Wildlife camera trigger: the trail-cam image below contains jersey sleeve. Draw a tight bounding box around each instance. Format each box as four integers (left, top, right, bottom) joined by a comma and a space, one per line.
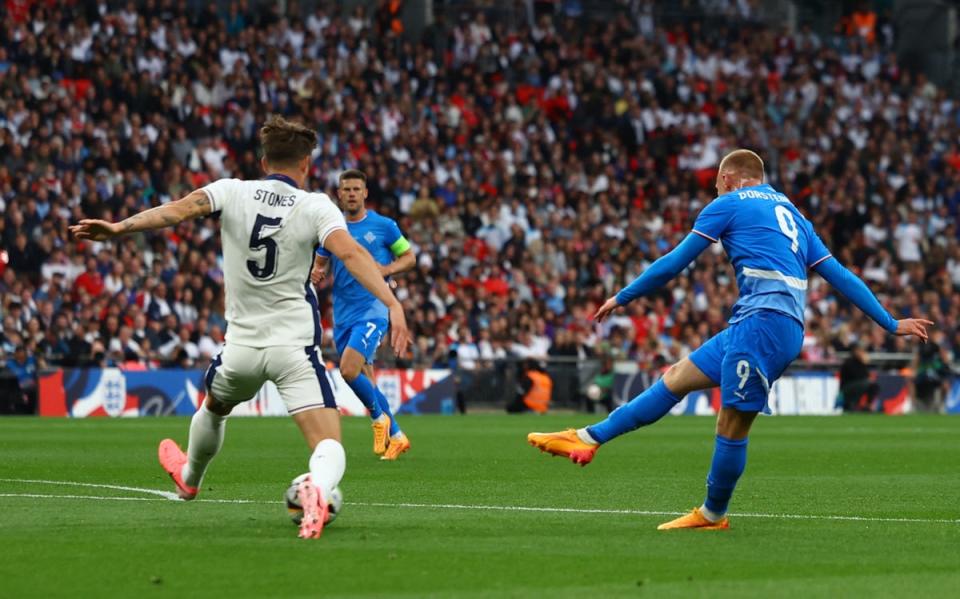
804, 220, 832, 268
691, 197, 734, 242
200, 178, 240, 212
384, 218, 411, 256
314, 194, 348, 249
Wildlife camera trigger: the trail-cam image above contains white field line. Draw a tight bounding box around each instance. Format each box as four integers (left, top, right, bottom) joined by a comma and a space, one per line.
0, 478, 957, 524
0, 477, 182, 500
0, 492, 259, 504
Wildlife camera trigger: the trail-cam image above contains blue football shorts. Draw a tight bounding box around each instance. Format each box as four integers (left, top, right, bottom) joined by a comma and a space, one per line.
334, 319, 388, 364
688, 311, 803, 413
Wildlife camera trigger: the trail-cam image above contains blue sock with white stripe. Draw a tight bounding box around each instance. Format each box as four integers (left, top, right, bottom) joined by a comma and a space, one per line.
373, 387, 402, 436
584, 379, 680, 444
703, 434, 748, 517
347, 373, 384, 420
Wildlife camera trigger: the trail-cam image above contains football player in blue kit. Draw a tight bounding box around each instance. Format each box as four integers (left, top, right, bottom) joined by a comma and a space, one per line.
312, 169, 416, 460
528, 149, 933, 529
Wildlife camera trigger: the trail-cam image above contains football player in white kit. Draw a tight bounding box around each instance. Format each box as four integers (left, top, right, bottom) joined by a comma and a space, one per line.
70, 116, 410, 539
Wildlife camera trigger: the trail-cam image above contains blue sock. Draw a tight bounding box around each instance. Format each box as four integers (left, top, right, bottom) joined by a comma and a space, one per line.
347, 373, 383, 420
703, 434, 749, 516
373, 387, 402, 436
585, 379, 680, 444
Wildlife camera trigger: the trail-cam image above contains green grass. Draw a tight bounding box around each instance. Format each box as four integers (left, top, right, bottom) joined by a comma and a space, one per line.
1, 415, 959, 598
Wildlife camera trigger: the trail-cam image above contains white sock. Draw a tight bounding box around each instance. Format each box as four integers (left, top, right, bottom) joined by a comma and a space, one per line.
576, 428, 599, 445
309, 439, 346, 500
182, 404, 226, 488
699, 504, 723, 523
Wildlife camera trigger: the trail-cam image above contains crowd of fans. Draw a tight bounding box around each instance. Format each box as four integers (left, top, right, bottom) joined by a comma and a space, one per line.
1, 0, 957, 387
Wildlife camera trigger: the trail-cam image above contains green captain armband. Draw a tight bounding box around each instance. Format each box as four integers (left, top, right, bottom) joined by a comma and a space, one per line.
390, 236, 411, 257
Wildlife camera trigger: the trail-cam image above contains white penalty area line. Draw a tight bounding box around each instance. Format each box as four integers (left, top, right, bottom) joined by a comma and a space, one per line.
0, 478, 957, 525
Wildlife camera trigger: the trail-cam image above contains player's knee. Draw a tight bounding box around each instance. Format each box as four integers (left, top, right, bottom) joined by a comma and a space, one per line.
340, 358, 362, 382
204, 394, 233, 416
662, 363, 684, 391
716, 407, 756, 439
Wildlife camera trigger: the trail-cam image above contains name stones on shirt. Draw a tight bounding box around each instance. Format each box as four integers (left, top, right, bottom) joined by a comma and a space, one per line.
254, 188, 296, 207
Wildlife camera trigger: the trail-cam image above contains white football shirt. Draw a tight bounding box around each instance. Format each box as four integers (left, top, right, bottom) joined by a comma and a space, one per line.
201, 176, 346, 348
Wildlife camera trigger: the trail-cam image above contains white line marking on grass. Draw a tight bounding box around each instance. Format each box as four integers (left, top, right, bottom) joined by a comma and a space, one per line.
0, 492, 262, 505
0, 479, 957, 524
0, 493, 165, 502
356, 501, 680, 517
355, 501, 960, 525
0, 477, 182, 500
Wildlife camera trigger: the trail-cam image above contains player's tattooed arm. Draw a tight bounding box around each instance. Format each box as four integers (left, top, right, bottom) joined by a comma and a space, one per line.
70, 189, 213, 241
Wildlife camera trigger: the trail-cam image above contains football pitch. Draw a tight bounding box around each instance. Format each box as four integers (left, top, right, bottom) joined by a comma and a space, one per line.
1, 415, 958, 598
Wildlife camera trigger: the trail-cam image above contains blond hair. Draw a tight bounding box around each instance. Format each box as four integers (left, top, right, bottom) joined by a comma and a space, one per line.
718, 149, 764, 181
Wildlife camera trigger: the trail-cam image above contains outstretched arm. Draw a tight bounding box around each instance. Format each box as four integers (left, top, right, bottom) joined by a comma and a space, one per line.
813, 257, 932, 341
594, 233, 712, 322
70, 190, 212, 240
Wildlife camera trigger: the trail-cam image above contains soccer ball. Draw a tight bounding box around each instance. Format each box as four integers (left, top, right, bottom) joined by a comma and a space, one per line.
284, 473, 343, 526
586, 383, 603, 401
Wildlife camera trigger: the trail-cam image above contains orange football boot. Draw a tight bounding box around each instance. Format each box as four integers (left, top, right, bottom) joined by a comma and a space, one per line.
381, 432, 410, 461
527, 429, 598, 466
657, 508, 730, 530
372, 415, 391, 456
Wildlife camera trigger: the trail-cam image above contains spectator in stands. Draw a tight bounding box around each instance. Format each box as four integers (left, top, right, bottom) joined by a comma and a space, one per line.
912, 330, 952, 413
454, 327, 481, 413
839, 343, 879, 412
847, 2, 877, 45
4, 345, 38, 413
0, 0, 951, 385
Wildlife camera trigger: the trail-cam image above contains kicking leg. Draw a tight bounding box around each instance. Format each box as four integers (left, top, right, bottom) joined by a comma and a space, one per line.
527, 357, 715, 465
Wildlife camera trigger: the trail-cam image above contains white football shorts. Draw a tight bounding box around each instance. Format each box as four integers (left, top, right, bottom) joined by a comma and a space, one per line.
204, 344, 336, 414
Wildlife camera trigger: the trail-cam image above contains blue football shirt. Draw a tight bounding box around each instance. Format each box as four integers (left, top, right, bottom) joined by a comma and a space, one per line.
692, 183, 831, 325
316, 210, 408, 328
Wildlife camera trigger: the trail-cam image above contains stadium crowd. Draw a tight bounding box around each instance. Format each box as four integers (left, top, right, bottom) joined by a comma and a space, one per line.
0, 0, 957, 388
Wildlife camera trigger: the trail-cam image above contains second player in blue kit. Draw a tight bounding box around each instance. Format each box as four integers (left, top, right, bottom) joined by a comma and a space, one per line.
528, 149, 933, 529
313, 169, 416, 460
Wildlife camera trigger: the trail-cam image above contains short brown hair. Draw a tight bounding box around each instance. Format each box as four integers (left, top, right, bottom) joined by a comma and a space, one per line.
718, 149, 764, 181
339, 169, 367, 185
259, 115, 317, 167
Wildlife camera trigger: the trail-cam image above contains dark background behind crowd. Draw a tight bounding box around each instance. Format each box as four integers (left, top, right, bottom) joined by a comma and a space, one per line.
1, 0, 958, 411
